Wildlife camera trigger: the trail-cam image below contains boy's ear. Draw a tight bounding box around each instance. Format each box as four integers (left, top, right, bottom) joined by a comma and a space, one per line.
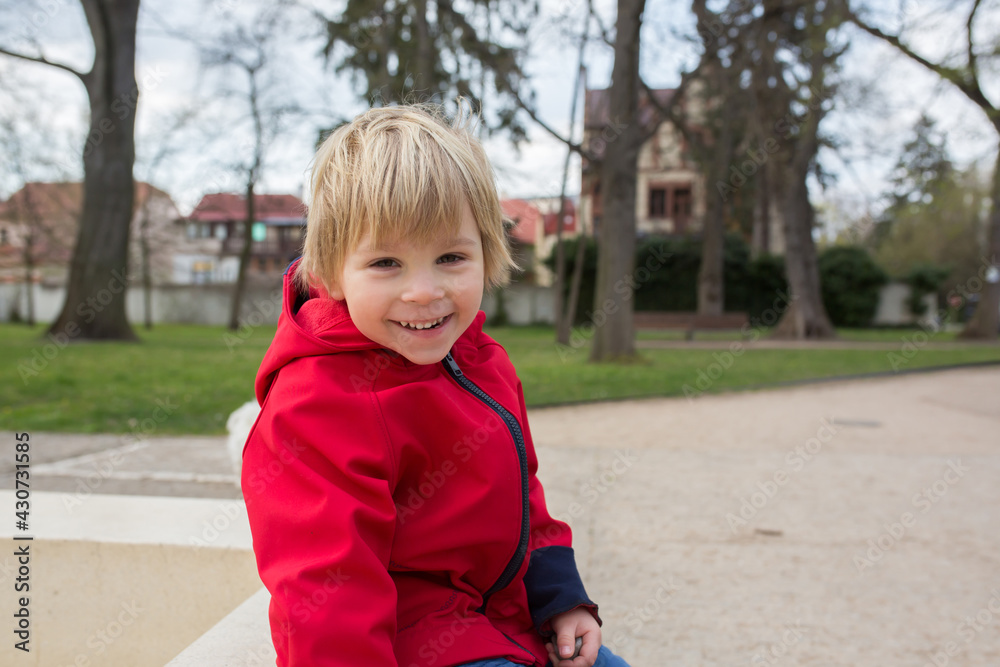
328, 280, 345, 301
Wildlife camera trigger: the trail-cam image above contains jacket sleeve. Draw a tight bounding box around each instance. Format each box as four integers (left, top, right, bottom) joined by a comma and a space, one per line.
514, 379, 601, 637
242, 363, 399, 666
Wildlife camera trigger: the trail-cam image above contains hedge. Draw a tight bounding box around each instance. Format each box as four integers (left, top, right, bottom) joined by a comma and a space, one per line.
543, 236, 889, 328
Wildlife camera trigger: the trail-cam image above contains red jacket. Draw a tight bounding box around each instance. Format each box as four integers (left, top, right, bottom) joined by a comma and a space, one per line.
242, 262, 599, 667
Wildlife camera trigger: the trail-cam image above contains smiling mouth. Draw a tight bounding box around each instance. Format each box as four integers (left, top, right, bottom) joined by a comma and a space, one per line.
394, 314, 451, 330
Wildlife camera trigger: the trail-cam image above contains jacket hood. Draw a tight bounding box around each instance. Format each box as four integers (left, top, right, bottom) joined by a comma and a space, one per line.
255, 258, 487, 404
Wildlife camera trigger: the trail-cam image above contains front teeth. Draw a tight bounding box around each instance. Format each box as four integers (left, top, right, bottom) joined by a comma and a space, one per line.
398, 315, 446, 330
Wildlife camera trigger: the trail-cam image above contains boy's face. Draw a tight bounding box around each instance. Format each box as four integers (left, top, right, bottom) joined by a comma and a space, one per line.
329, 205, 485, 365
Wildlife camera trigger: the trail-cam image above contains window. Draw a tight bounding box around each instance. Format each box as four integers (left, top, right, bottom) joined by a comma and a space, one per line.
0, 228, 8, 246
648, 187, 667, 218
252, 222, 267, 242
192, 260, 213, 284
186, 223, 198, 239
673, 187, 692, 218
214, 224, 228, 240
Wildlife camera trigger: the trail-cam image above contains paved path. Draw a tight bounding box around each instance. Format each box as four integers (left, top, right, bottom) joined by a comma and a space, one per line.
532, 366, 999, 666
3, 366, 998, 666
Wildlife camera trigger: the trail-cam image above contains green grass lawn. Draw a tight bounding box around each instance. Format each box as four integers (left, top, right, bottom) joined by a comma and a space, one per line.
1, 322, 997, 435
635, 326, 962, 342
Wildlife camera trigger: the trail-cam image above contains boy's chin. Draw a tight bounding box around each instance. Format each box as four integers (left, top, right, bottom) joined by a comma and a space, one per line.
397, 348, 450, 366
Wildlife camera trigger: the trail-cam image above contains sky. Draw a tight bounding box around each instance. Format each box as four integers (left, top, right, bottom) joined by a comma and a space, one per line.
0, 0, 997, 229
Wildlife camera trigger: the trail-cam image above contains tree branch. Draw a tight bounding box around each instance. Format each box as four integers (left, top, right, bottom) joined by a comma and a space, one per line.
0, 46, 86, 80
967, 0, 983, 84
509, 84, 593, 160
637, 59, 701, 146
585, 0, 616, 48
846, 5, 998, 129
845, 9, 952, 81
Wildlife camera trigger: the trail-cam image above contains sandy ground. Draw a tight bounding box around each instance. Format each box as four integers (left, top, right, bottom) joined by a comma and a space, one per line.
530, 366, 1000, 667
3, 366, 998, 666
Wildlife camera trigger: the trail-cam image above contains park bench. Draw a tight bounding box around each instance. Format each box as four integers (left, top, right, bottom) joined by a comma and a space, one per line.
634, 311, 749, 340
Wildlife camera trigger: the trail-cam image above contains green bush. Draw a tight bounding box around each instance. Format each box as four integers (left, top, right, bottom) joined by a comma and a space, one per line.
544, 234, 788, 325
904, 264, 951, 316
489, 289, 510, 326
544, 236, 598, 325
818, 246, 889, 327
745, 254, 789, 323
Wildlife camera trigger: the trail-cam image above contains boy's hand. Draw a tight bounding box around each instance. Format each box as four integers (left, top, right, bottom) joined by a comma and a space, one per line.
544, 607, 601, 667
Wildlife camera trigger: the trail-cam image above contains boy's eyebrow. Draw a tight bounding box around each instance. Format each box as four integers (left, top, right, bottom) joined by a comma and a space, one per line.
367, 236, 479, 252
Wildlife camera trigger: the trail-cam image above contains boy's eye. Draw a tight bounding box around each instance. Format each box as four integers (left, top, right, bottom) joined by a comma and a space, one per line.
368, 255, 463, 269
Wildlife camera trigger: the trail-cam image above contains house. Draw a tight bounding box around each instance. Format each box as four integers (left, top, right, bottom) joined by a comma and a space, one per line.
0, 181, 180, 285
177, 193, 306, 284
501, 197, 578, 287
579, 88, 706, 238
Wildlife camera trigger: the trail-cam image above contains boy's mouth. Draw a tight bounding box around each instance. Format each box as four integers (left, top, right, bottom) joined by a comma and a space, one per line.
393, 314, 451, 331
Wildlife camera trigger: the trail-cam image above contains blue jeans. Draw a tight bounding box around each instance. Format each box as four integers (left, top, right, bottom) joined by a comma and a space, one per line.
458, 645, 631, 667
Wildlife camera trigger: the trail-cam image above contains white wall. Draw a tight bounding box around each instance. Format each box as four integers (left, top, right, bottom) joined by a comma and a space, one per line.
0, 281, 559, 327
0, 282, 285, 327
873, 282, 938, 326
0, 281, 939, 328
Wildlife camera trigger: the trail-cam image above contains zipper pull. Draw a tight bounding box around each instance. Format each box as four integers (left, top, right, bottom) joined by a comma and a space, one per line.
443, 353, 463, 376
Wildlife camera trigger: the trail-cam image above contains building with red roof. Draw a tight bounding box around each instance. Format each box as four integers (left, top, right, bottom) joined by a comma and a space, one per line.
0, 181, 180, 285
580, 87, 705, 240
501, 197, 579, 287
177, 193, 307, 283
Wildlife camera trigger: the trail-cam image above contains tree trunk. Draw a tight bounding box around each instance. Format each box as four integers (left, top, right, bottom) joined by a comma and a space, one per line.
139, 203, 153, 330
553, 19, 589, 346
766, 1, 836, 340
772, 164, 835, 339
412, 0, 434, 97
23, 267, 35, 326
697, 198, 725, 317
589, 0, 645, 363
553, 196, 570, 344
565, 227, 588, 331
958, 145, 1000, 339
751, 161, 770, 257
229, 184, 256, 331
46, 0, 139, 341
697, 63, 734, 318
20, 188, 40, 327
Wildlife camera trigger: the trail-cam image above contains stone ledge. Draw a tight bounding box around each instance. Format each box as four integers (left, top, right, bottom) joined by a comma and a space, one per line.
0, 489, 251, 547
166, 587, 276, 666
0, 491, 261, 667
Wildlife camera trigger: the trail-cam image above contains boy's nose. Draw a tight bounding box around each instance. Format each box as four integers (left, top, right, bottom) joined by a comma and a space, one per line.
402, 270, 446, 304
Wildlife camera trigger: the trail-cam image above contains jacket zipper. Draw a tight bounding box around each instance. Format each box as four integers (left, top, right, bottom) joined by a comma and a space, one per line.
442, 352, 530, 614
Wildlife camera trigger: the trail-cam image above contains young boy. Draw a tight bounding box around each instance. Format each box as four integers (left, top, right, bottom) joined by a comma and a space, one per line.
242, 105, 631, 667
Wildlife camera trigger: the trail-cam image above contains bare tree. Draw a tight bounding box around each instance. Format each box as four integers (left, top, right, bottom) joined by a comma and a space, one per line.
586, 0, 646, 362
551, 14, 590, 346
737, 0, 845, 339
200, 10, 302, 331
1, 121, 41, 325
648, 1, 844, 339
0, 0, 141, 340
847, 0, 1000, 339
646, 0, 746, 320
0, 180, 53, 325
0, 72, 76, 325
512, 0, 698, 361
133, 109, 197, 329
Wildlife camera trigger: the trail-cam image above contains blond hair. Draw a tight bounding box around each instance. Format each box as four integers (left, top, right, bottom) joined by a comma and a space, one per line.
296, 103, 519, 296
